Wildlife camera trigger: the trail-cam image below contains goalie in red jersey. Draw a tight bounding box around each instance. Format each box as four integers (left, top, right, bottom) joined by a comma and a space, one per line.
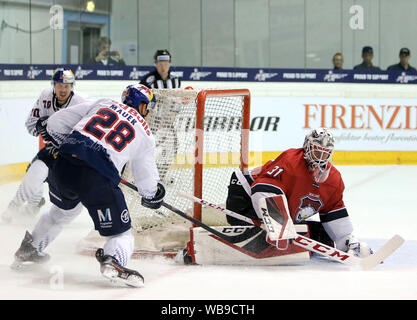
180, 128, 373, 266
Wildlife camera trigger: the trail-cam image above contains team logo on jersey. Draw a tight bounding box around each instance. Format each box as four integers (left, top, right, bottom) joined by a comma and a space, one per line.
145, 75, 155, 84
120, 209, 130, 224
97, 208, 113, 229
295, 196, 323, 222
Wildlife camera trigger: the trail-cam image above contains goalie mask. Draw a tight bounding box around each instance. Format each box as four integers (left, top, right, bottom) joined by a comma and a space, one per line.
303, 127, 335, 183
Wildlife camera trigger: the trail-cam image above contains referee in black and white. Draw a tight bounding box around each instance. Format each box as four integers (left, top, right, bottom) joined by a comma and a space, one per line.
140, 49, 181, 89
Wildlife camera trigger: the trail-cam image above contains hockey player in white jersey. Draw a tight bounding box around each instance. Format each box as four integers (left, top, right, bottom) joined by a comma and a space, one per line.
12, 84, 164, 288
1, 68, 87, 223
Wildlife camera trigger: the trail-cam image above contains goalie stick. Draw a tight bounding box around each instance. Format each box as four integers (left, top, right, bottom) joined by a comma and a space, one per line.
178, 191, 405, 270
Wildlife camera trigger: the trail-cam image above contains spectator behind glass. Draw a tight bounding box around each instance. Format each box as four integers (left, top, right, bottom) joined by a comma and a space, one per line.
88, 37, 126, 66
387, 48, 417, 71
332, 53, 344, 70
353, 46, 380, 70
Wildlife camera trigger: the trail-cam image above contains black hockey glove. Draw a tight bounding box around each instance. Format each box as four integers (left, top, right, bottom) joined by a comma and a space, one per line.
141, 183, 166, 210
35, 116, 53, 143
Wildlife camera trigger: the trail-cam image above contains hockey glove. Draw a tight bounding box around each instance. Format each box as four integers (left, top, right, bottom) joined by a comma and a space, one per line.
141, 183, 165, 209
35, 116, 54, 143
341, 234, 373, 258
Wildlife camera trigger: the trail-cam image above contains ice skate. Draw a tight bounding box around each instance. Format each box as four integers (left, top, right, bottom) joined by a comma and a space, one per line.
11, 231, 50, 270
95, 248, 144, 288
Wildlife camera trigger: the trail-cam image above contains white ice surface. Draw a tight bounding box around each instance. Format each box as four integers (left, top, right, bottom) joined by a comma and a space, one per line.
0, 165, 416, 300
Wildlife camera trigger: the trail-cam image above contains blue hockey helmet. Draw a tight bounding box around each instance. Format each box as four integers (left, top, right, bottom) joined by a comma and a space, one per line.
121, 84, 155, 110
52, 68, 75, 85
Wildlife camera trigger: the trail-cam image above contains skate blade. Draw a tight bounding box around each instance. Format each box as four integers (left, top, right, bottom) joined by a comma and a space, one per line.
10, 259, 24, 270
101, 267, 145, 288
10, 259, 39, 271
10, 254, 50, 271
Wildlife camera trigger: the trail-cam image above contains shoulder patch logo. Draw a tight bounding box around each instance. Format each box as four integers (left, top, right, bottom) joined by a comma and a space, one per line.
121, 209, 130, 224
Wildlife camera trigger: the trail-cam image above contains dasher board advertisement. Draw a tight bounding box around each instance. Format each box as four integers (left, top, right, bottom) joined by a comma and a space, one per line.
249, 96, 417, 152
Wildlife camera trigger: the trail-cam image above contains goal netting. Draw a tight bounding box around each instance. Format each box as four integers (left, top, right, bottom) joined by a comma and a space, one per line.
78, 88, 250, 257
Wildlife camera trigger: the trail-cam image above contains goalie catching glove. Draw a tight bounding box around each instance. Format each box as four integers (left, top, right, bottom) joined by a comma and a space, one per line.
141, 183, 165, 209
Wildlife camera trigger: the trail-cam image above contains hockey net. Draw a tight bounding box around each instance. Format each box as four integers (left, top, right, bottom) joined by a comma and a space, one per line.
78, 88, 250, 257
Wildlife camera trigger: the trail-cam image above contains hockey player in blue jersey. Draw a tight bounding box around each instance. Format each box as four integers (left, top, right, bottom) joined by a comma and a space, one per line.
12, 84, 164, 288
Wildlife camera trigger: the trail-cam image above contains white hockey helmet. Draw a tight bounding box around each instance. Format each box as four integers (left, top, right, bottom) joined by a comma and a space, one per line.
51, 68, 75, 85
303, 127, 335, 183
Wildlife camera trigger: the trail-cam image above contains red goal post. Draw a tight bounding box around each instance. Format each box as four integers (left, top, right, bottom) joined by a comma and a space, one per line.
194, 89, 251, 222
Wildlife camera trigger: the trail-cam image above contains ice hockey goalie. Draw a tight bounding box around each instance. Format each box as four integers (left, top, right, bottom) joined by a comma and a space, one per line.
177, 127, 372, 266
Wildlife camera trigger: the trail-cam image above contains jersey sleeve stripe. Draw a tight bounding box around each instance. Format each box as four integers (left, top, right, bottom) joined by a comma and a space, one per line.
319, 207, 348, 222
251, 183, 284, 196
242, 172, 254, 185
235, 170, 255, 196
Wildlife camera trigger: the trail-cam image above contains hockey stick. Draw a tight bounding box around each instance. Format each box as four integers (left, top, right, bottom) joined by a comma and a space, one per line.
119, 179, 260, 244
177, 191, 262, 227
178, 191, 405, 270
161, 201, 264, 244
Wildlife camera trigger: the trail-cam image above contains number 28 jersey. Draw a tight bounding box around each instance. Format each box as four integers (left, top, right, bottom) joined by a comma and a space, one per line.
47, 98, 160, 198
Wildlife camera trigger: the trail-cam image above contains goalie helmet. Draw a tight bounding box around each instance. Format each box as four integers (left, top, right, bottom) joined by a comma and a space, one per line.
303, 127, 335, 183
52, 68, 75, 85
121, 84, 155, 111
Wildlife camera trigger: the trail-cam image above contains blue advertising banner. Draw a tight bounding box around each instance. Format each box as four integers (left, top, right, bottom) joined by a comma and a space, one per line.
1, 64, 417, 84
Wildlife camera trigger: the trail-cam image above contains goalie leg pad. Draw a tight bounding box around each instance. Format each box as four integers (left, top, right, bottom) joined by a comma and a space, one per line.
187, 225, 311, 266
255, 194, 297, 244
